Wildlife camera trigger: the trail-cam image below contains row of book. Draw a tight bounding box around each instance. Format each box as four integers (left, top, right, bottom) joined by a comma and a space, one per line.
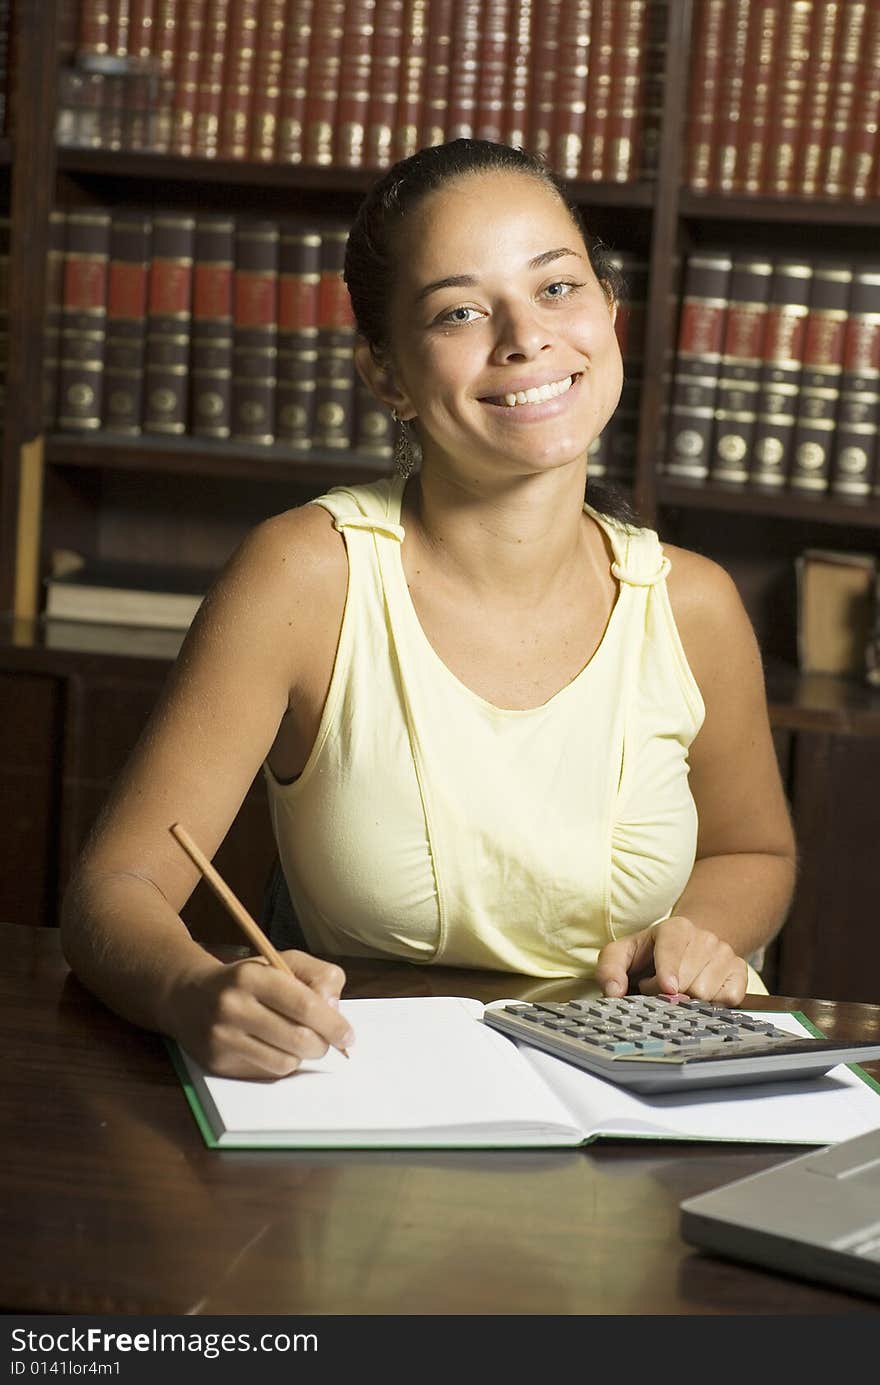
58, 0, 667, 184
664, 250, 880, 502
686, 0, 880, 201
40, 203, 647, 476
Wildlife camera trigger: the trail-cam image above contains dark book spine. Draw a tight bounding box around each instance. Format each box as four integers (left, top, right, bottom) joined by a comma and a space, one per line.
394, 0, 429, 160
604, 0, 648, 184
190, 216, 235, 440
475, 0, 511, 146
193, 0, 230, 159
829, 270, 880, 501
364, 0, 404, 168
788, 264, 852, 495
502, 0, 533, 150
525, 0, 562, 161
170, 0, 206, 158
552, 0, 592, 181
418, 0, 453, 149
303, 0, 345, 165
143, 214, 195, 436
820, 0, 869, 198
276, 0, 315, 163
103, 213, 152, 435
708, 255, 773, 487
732, 0, 781, 195
710, 0, 751, 193
603, 250, 648, 484
749, 259, 813, 490
314, 228, 356, 450
685, 0, 726, 190
57, 210, 112, 432
126, 0, 159, 151
219, 0, 259, 160
446, 0, 482, 141
152, 0, 180, 154
581, 0, 615, 180
335, 0, 375, 168
232, 220, 280, 445
845, 3, 880, 200
639, 0, 667, 178
354, 379, 395, 459
793, 0, 841, 197
664, 252, 732, 483
43, 211, 67, 429
276, 227, 321, 449
250, 0, 286, 161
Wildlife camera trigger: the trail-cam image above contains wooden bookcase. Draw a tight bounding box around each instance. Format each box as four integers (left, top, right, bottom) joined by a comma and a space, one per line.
1, 0, 879, 1002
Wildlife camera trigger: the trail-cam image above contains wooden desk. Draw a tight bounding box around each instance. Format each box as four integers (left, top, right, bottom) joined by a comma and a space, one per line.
3, 921, 879, 1316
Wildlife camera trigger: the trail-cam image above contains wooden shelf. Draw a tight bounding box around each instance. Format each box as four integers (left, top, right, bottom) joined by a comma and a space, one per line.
46, 430, 393, 485
764, 660, 880, 737
656, 477, 880, 529
679, 190, 880, 228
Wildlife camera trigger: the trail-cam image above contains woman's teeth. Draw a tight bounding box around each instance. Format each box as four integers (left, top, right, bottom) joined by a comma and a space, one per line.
498, 375, 574, 407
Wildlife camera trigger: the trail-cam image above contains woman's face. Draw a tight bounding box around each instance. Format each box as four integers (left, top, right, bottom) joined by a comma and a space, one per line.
382, 169, 624, 480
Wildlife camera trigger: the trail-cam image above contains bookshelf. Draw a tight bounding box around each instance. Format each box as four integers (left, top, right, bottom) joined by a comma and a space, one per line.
0, 0, 879, 1001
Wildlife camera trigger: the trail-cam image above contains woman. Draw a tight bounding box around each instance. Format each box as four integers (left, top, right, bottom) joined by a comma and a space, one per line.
61, 140, 796, 1078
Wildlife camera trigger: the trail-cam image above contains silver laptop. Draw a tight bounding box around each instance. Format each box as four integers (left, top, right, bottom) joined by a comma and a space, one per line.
680, 1125, 880, 1300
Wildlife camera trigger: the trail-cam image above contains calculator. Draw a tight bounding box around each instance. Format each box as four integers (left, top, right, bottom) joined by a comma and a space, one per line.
482, 995, 880, 1094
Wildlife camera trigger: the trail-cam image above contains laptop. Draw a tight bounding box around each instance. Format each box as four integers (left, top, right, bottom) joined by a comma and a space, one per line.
680, 1125, 880, 1300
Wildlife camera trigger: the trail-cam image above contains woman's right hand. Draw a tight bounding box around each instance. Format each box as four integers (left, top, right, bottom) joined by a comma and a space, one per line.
164, 950, 354, 1078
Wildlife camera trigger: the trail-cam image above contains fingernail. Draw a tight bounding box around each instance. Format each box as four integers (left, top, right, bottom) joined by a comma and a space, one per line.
605, 981, 623, 997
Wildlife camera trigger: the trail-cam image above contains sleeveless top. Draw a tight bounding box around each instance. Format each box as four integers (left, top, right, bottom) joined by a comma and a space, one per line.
264, 475, 707, 980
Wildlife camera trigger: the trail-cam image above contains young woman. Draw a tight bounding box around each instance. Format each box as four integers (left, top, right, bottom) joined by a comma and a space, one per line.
61, 140, 796, 1077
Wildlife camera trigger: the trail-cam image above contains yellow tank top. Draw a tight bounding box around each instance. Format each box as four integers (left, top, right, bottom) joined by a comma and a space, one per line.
265, 475, 707, 980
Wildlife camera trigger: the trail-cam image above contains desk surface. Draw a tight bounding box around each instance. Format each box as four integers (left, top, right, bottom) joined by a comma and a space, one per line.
3, 922, 880, 1316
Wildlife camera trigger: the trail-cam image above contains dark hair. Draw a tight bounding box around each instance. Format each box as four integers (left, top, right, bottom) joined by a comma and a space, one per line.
345, 138, 638, 527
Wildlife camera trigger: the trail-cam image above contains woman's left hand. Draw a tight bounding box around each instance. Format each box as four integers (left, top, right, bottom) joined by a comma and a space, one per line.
595, 915, 749, 1007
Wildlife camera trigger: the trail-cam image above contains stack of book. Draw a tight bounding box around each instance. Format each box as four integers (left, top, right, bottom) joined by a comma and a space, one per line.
685, 0, 880, 201
43, 550, 212, 641
56, 0, 668, 185
663, 248, 880, 503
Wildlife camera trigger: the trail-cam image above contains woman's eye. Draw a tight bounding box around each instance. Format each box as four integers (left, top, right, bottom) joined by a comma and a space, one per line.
542, 280, 583, 300
437, 305, 481, 325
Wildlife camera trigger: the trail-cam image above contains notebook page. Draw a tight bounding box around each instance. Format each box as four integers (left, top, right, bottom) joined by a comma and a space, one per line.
516, 1011, 880, 1145
187, 996, 582, 1141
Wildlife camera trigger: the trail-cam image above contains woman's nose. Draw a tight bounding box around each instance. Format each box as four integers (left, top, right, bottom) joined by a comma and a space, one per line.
490, 304, 552, 362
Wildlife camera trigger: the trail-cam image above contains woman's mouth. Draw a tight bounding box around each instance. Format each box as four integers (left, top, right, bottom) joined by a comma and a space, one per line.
479, 372, 582, 412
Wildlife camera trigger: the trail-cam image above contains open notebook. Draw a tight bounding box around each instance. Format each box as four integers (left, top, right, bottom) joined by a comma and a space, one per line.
169, 996, 880, 1150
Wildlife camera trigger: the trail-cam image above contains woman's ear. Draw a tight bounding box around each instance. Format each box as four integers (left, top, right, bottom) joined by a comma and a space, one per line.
354, 338, 416, 420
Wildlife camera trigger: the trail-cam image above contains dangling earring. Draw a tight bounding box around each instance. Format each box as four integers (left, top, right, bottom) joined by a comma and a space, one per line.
391, 409, 422, 479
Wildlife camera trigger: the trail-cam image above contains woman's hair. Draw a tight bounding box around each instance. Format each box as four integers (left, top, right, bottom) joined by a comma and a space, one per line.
344, 138, 638, 527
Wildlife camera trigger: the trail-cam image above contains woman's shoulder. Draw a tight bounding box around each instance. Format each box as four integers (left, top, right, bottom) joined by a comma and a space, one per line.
661, 541, 758, 689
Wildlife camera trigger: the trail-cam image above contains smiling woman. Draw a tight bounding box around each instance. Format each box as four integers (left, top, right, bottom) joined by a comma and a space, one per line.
59, 139, 797, 1081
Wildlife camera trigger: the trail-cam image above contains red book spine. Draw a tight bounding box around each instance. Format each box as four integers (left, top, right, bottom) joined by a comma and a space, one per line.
57, 210, 112, 433
303, 0, 345, 165
664, 252, 732, 482
394, 0, 429, 159
276, 0, 315, 163
446, 0, 482, 141
334, 0, 375, 168
152, 0, 179, 154
684, 0, 726, 191
314, 227, 356, 449
103, 212, 152, 435
276, 226, 322, 447
502, 0, 533, 150
77, 0, 110, 56
793, 0, 841, 197
821, 0, 869, 197
749, 259, 814, 489
474, 0, 510, 145
219, 0, 259, 160
789, 263, 852, 495
170, 0, 206, 158
143, 215, 196, 436
364, 0, 404, 168
764, 0, 818, 196
192, 0, 228, 159
732, 0, 782, 195
190, 215, 235, 439
710, 0, 751, 193
107, 0, 132, 56
128, 0, 156, 59
552, 0, 592, 180
844, 3, 880, 200
581, 0, 615, 180
232, 220, 279, 444
527, 0, 562, 160
603, 0, 648, 184
249, 0, 288, 161
418, 0, 454, 149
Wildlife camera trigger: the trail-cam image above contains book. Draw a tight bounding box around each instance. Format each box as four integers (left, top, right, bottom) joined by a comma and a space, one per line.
394, 0, 429, 160
707, 254, 773, 487
795, 0, 841, 198
143, 213, 195, 436
749, 257, 813, 491
169, 996, 880, 1150
710, 0, 750, 193
335, 0, 374, 167
474, 0, 510, 147
303, 0, 345, 165
193, 0, 231, 159
581, 0, 615, 179
685, 0, 725, 191
43, 556, 211, 630
788, 262, 852, 495
821, 0, 869, 198
446, 0, 481, 141
846, 0, 880, 200
604, 0, 648, 184
417, 0, 453, 149
664, 251, 732, 482
57, 208, 112, 432
796, 548, 878, 678
364, 0, 404, 167
249, 0, 286, 162
102, 212, 152, 435
231, 218, 279, 445
276, 0, 314, 163
763, 0, 812, 196
734, 0, 781, 195
190, 214, 235, 439
501, 0, 532, 150
829, 268, 880, 501
276, 225, 321, 448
